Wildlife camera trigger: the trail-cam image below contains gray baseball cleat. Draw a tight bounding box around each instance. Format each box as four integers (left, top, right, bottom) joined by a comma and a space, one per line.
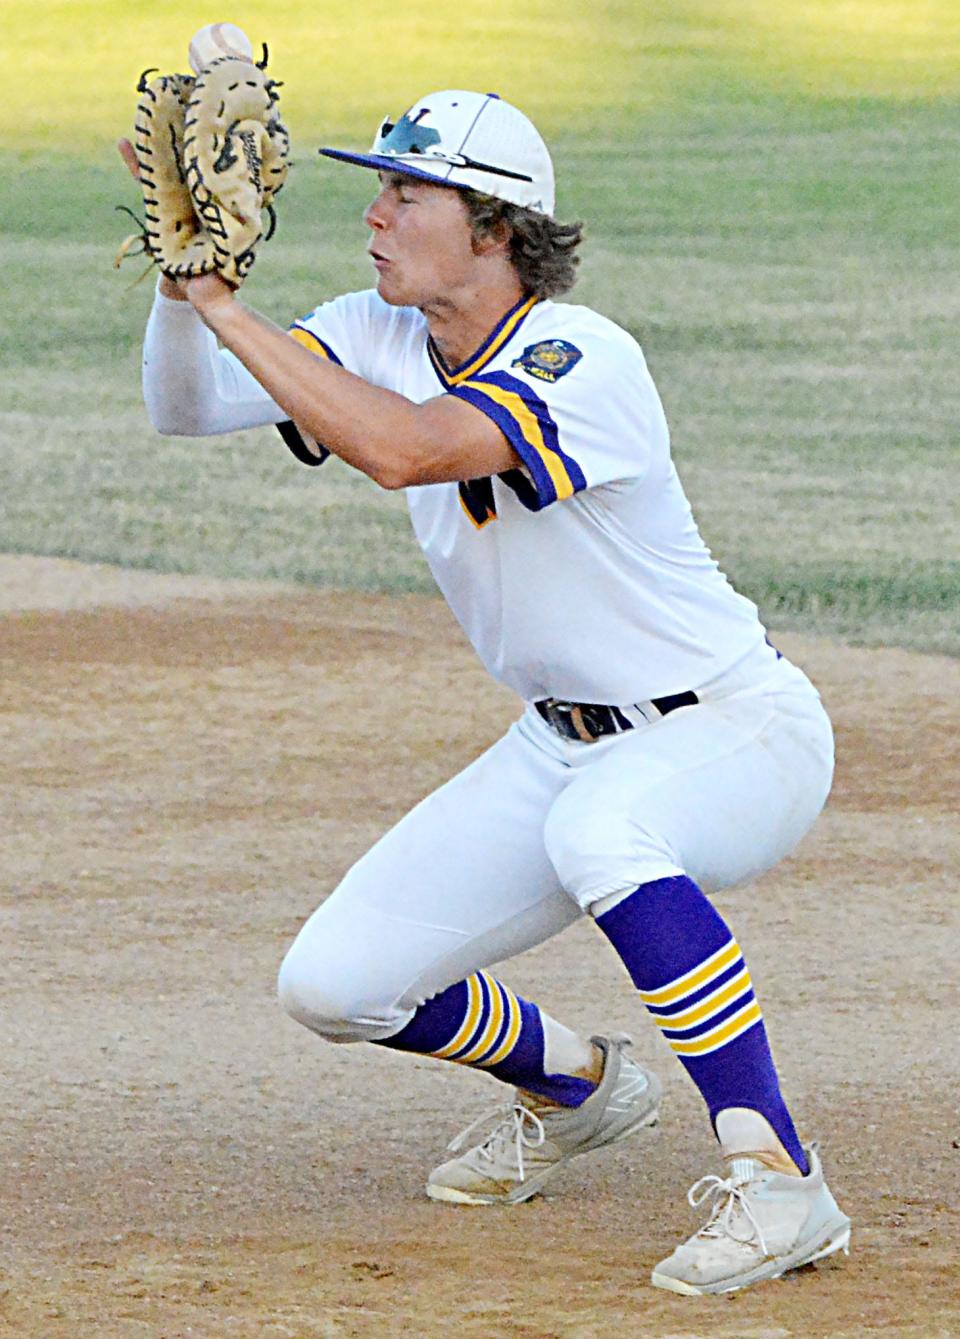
426, 1033, 661, 1206
650, 1142, 851, 1295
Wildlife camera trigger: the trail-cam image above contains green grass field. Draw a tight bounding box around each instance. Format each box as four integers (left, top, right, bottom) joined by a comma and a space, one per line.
2, 2, 958, 651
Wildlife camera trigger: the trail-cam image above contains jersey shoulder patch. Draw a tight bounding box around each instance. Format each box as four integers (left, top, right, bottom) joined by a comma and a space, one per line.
510, 338, 583, 383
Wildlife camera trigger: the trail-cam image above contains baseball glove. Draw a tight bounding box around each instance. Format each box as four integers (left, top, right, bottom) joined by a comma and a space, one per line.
116, 52, 289, 287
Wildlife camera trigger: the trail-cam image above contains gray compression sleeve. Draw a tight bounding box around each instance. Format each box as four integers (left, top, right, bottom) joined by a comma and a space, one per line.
142, 284, 286, 436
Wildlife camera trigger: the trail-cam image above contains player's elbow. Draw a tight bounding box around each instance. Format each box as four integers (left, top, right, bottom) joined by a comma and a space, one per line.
143, 394, 223, 437
367, 460, 413, 490
145, 406, 191, 436
364, 442, 438, 491
364, 416, 462, 489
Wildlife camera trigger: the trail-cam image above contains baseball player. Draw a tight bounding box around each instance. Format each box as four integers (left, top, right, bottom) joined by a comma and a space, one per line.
136, 90, 850, 1295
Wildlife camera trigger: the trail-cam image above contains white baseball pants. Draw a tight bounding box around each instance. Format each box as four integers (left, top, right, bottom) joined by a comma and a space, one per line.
277, 644, 834, 1042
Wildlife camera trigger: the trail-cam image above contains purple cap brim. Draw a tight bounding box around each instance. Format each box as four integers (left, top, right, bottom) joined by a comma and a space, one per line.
319, 148, 466, 189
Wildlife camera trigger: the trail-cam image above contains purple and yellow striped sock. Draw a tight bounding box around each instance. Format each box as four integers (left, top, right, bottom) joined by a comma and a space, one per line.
596, 874, 808, 1173
377, 970, 596, 1107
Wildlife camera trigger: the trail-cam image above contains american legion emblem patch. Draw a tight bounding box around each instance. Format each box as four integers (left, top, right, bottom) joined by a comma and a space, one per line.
511, 339, 583, 383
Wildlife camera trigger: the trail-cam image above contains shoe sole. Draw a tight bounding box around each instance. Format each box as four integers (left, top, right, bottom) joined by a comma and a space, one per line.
650, 1217, 852, 1296
426, 1108, 660, 1207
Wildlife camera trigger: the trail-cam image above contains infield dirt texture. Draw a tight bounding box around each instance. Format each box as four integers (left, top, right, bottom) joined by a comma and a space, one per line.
3, 1, 960, 1335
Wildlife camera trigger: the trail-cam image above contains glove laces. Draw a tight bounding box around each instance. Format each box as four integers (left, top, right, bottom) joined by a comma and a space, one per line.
687, 1172, 771, 1256
446, 1101, 546, 1184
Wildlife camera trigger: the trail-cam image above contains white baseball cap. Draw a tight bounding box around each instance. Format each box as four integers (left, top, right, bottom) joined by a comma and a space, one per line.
320, 90, 555, 215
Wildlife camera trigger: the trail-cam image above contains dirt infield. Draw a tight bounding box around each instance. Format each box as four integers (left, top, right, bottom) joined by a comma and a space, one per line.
1, 556, 958, 1338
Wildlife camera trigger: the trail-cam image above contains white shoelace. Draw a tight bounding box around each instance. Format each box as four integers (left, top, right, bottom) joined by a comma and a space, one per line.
446, 1102, 547, 1184
687, 1173, 771, 1255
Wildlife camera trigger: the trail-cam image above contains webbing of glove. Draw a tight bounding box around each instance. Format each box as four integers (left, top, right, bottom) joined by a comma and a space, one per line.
181, 56, 289, 288
124, 70, 200, 280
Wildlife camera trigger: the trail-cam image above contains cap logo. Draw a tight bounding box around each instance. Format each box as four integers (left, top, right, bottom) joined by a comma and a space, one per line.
378, 111, 441, 156
364, 95, 538, 193
512, 339, 582, 382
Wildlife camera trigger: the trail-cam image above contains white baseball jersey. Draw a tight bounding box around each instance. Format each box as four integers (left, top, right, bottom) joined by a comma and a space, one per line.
285, 289, 767, 703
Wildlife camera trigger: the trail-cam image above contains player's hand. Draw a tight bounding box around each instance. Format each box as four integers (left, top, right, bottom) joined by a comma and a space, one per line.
117, 137, 139, 180
183, 271, 237, 322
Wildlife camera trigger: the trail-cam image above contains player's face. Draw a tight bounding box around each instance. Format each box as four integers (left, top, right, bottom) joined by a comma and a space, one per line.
364, 173, 479, 308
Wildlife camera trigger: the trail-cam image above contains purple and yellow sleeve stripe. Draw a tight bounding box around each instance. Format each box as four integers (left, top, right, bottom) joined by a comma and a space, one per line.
640, 938, 762, 1058
275, 325, 342, 466
288, 324, 343, 365
431, 972, 523, 1068
450, 371, 586, 509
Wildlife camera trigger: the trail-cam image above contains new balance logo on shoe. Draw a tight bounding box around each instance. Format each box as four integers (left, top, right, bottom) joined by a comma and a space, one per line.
426, 1033, 661, 1205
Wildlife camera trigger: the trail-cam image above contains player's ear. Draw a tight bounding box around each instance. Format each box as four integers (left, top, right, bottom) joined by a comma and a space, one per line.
470, 215, 511, 258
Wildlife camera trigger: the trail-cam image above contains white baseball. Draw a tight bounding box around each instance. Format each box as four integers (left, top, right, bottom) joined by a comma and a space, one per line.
188, 22, 254, 74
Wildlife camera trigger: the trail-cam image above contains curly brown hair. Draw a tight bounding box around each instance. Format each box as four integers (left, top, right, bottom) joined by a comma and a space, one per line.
461, 190, 584, 300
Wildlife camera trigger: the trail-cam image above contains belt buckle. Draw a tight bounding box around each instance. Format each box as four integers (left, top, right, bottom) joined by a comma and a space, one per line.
544, 699, 603, 744
568, 704, 603, 743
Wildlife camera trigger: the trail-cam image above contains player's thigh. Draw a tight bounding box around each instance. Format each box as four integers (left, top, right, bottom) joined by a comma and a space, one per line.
280, 718, 579, 1019
545, 674, 834, 906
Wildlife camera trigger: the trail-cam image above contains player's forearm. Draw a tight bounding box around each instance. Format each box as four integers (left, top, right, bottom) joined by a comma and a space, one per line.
190, 289, 441, 487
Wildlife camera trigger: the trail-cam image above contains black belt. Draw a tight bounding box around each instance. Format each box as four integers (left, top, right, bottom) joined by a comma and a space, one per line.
535, 690, 699, 743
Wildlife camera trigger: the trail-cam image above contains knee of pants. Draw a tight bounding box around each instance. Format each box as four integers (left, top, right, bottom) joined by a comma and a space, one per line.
543, 784, 681, 912
276, 934, 409, 1044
